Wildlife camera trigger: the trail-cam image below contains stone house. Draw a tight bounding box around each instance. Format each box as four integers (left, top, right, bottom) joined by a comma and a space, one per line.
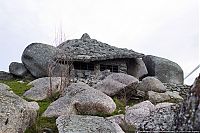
56, 33, 147, 80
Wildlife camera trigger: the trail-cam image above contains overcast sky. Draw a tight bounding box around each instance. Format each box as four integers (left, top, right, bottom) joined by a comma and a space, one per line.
0, 0, 199, 85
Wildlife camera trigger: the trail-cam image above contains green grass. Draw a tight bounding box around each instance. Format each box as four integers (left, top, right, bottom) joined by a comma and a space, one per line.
111, 97, 127, 115
0, 80, 58, 133
0, 80, 31, 96
26, 99, 58, 133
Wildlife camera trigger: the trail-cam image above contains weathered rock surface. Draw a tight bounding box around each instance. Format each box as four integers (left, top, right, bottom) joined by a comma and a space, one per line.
23, 77, 63, 101
125, 101, 155, 129
138, 105, 177, 131
148, 91, 183, 104
94, 73, 138, 96
27, 101, 40, 111
137, 77, 166, 93
0, 83, 11, 90
107, 73, 138, 86
165, 91, 184, 102
56, 115, 124, 133
43, 82, 116, 117
148, 91, 171, 104
127, 58, 148, 79
0, 84, 37, 133
137, 74, 200, 131
164, 83, 191, 99
9, 62, 28, 77
106, 114, 126, 129
142, 55, 184, 84
0, 71, 14, 80
57, 33, 144, 62
174, 74, 200, 131
21, 43, 64, 78
155, 102, 175, 109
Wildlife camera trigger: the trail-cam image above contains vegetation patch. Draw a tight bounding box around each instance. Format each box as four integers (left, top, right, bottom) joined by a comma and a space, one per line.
0, 80, 31, 96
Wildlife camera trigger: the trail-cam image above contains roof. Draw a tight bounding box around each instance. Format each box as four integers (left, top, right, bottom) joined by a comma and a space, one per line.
57, 33, 144, 62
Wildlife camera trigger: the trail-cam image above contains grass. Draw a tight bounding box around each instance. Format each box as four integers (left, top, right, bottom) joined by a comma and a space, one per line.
26, 99, 58, 133
0, 80, 31, 96
0, 80, 58, 133
111, 97, 127, 115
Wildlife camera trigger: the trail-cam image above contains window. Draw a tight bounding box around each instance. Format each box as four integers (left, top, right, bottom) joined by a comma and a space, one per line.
73, 62, 94, 71
100, 64, 119, 72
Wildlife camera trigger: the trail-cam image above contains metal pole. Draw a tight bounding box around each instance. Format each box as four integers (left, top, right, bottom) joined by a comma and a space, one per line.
184, 64, 200, 80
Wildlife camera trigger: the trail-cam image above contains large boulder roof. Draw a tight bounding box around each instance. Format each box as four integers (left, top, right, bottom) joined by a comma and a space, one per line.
57, 33, 144, 62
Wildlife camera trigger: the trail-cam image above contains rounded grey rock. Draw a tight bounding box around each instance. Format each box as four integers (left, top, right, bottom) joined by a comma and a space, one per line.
9, 62, 28, 77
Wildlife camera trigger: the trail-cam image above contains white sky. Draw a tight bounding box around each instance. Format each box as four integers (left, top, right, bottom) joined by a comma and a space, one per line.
0, 0, 199, 85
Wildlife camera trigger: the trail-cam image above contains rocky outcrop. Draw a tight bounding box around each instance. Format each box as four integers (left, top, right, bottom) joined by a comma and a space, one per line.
43, 82, 116, 117
142, 55, 184, 84
56, 115, 124, 133
57, 33, 144, 62
21, 43, 65, 78
94, 73, 139, 96
0, 71, 14, 80
23, 77, 63, 101
0, 83, 37, 133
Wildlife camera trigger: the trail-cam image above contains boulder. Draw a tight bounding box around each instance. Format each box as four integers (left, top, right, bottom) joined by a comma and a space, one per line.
138, 105, 178, 131
147, 91, 171, 104
128, 100, 155, 112
56, 115, 124, 133
137, 77, 166, 93
124, 101, 155, 129
127, 58, 148, 79
0, 71, 14, 80
125, 107, 150, 129
165, 91, 184, 102
94, 73, 139, 96
0, 83, 11, 90
142, 55, 184, 84
94, 78, 127, 96
0, 84, 37, 133
9, 62, 28, 77
148, 91, 183, 104
23, 77, 63, 101
106, 114, 126, 129
27, 101, 40, 111
106, 73, 138, 86
43, 82, 116, 117
21, 43, 65, 78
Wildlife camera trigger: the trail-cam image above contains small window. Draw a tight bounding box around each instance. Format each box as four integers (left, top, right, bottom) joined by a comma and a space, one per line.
73, 62, 94, 71
100, 64, 119, 73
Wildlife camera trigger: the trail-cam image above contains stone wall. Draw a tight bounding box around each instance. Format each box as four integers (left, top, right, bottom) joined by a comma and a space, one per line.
70, 59, 128, 81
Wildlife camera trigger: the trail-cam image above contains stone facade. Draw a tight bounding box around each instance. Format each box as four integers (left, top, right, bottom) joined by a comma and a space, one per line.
70, 59, 128, 80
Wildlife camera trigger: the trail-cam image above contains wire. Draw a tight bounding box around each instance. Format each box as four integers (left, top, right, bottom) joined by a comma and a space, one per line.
184, 64, 200, 79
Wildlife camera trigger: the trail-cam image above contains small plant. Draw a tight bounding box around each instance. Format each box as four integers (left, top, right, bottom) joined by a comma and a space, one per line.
112, 97, 127, 115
